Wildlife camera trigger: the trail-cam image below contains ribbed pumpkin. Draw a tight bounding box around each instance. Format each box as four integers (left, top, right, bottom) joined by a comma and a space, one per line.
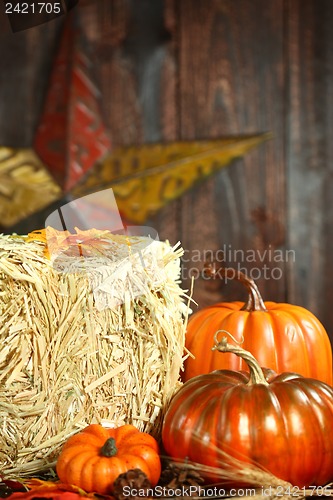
184, 262, 333, 385
56, 424, 161, 495
163, 336, 333, 487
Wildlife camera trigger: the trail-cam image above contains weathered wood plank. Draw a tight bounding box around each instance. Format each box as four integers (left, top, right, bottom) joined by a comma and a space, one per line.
177, 0, 286, 308
79, 0, 182, 245
0, 13, 63, 147
153, 0, 182, 246
286, 0, 333, 334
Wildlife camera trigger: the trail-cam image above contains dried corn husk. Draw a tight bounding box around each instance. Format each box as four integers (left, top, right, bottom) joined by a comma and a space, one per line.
0, 231, 190, 476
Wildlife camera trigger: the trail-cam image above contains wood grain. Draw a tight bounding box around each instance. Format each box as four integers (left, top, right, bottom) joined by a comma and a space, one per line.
0, 14, 63, 147
286, 0, 333, 335
177, 0, 286, 308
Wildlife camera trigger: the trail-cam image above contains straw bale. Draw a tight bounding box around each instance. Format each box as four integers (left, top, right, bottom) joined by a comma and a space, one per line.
0, 231, 189, 476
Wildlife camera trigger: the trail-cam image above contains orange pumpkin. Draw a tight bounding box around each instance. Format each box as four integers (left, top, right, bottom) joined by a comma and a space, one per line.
163, 336, 333, 487
56, 424, 161, 495
184, 262, 333, 385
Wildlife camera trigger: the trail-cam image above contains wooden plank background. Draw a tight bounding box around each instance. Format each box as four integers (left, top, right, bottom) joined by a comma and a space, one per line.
0, 0, 332, 341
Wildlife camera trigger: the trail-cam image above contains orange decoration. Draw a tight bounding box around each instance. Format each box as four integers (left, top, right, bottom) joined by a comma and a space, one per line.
56, 424, 161, 495
163, 338, 333, 487
184, 262, 333, 385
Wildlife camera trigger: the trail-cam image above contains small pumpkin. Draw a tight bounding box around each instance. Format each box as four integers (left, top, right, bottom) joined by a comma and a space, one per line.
184, 262, 333, 384
56, 424, 161, 495
163, 334, 333, 487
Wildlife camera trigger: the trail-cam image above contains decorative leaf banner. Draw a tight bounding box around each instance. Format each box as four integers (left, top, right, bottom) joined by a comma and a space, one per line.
72, 134, 272, 224
0, 9, 272, 229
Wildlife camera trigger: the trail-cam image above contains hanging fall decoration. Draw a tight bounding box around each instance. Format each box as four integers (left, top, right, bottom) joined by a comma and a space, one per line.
183, 262, 333, 385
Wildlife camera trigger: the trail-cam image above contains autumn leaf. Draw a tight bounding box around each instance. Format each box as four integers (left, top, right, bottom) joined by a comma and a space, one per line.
27, 227, 132, 260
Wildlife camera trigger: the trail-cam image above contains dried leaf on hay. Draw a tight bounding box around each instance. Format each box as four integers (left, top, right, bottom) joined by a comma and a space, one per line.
26, 227, 123, 259
0, 231, 190, 477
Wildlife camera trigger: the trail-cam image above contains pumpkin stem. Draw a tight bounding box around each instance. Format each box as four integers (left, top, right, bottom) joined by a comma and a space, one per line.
204, 261, 267, 312
100, 437, 118, 457
212, 332, 269, 386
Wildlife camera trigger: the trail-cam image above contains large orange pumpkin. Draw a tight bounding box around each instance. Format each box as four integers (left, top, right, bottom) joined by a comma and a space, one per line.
56, 424, 161, 495
184, 262, 333, 385
163, 336, 333, 487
